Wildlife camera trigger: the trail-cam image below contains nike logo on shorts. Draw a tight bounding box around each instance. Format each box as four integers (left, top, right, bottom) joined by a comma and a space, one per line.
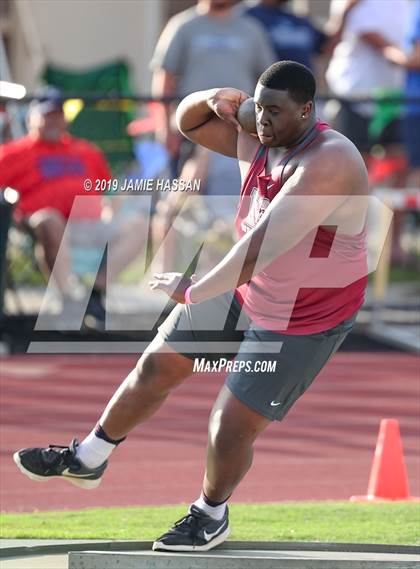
270, 400, 282, 407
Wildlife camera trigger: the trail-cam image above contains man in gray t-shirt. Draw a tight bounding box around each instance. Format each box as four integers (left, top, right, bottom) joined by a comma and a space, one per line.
151, 2, 274, 96
150, 0, 275, 158
150, 0, 274, 270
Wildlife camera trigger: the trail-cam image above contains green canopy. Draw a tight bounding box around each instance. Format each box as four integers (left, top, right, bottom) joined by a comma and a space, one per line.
43, 60, 135, 174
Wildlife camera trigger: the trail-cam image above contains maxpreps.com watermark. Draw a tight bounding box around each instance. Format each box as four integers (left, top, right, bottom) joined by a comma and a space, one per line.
193, 358, 277, 374
83, 177, 201, 192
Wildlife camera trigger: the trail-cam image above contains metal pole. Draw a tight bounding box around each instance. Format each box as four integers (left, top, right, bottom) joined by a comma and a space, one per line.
0, 188, 19, 320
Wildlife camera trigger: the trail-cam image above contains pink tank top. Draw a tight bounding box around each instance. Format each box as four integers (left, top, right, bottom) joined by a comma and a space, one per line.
235, 122, 368, 334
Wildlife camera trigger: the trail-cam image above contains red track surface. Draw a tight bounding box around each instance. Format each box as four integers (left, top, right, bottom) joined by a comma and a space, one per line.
1, 353, 419, 512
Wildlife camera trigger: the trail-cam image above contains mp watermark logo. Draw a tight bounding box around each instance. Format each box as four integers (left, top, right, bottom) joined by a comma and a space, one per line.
28, 193, 392, 355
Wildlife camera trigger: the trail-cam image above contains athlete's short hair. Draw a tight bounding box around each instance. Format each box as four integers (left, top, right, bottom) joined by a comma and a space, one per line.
258, 61, 316, 104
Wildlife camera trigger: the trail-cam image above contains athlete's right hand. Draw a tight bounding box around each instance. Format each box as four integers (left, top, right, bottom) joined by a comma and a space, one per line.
149, 272, 197, 304
208, 88, 251, 133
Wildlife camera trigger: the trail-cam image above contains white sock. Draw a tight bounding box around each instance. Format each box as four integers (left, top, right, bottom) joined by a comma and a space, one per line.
76, 429, 116, 469
193, 493, 227, 521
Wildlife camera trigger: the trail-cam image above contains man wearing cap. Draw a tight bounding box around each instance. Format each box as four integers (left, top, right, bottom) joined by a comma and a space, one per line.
0, 88, 115, 319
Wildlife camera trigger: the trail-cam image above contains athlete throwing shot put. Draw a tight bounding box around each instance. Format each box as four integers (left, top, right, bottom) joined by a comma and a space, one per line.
14, 62, 369, 552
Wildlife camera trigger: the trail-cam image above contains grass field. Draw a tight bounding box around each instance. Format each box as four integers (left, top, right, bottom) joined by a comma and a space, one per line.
1, 502, 419, 545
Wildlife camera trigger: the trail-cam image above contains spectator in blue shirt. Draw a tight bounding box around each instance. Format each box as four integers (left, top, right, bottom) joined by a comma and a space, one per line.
243, 0, 326, 70
242, 0, 361, 73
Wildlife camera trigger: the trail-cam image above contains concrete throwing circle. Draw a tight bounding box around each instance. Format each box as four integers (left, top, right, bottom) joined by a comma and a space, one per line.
2, 540, 419, 569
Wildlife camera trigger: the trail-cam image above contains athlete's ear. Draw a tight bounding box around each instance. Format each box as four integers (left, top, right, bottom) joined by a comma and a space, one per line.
300, 101, 313, 118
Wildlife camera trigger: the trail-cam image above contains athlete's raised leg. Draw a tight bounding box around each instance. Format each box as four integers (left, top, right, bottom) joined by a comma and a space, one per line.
99, 336, 194, 440
13, 335, 194, 488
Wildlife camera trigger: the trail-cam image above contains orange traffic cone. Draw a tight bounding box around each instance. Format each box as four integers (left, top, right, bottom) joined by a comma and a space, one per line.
350, 418, 419, 502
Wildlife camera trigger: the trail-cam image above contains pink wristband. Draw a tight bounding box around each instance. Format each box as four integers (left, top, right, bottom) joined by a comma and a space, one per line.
184, 285, 196, 304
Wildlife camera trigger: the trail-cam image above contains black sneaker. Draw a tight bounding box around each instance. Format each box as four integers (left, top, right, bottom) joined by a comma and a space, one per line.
13, 438, 107, 490
153, 504, 230, 552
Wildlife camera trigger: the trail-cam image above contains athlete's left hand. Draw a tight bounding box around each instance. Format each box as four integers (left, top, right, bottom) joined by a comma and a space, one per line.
149, 272, 196, 303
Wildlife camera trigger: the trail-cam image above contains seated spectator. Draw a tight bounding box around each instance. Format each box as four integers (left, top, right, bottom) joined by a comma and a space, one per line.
0, 88, 145, 326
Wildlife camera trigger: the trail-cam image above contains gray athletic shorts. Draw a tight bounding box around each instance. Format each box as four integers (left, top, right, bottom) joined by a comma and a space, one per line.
158, 292, 357, 421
